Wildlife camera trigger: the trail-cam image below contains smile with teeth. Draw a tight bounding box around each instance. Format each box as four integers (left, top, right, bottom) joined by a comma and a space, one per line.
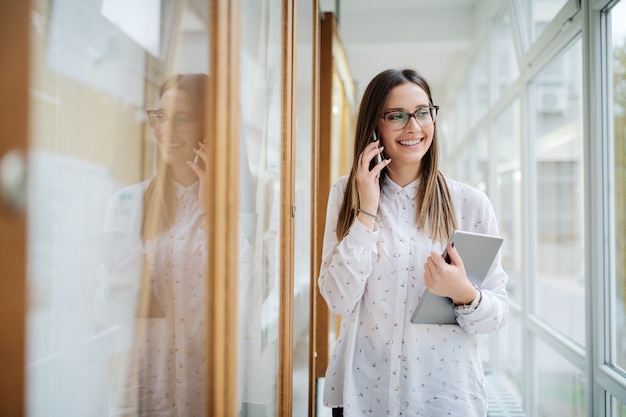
398, 138, 423, 146
164, 143, 185, 149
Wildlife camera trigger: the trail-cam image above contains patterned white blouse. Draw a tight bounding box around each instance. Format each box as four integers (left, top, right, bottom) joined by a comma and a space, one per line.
94, 179, 207, 417
318, 175, 509, 417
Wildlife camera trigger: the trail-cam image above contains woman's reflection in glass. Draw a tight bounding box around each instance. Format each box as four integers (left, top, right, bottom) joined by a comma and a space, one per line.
95, 73, 209, 416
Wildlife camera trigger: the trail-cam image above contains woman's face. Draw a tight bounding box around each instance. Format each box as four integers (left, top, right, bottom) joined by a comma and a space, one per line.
155, 88, 203, 167
377, 82, 434, 172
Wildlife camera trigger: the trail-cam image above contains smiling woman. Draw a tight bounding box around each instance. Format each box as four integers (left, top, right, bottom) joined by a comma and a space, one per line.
93, 73, 211, 416
318, 68, 510, 417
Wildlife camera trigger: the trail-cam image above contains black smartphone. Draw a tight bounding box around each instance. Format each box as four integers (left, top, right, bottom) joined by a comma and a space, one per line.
369, 131, 383, 171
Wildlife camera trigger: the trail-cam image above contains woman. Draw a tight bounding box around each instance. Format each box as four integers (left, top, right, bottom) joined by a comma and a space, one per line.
95, 73, 210, 416
318, 69, 509, 417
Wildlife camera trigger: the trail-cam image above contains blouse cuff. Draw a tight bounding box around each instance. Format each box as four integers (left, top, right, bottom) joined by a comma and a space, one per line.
344, 217, 379, 250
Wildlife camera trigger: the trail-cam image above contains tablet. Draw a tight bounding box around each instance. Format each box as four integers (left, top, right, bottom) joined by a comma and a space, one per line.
410, 230, 504, 324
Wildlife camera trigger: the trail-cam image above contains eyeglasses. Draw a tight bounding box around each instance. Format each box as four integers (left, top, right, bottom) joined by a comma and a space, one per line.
146, 110, 198, 133
381, 105, 439, 130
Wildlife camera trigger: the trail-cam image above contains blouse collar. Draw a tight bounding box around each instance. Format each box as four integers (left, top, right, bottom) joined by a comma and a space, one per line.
170, 178, 199, 199
382, 176, 420, 200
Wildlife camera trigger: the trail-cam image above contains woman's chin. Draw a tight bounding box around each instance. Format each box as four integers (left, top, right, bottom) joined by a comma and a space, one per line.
161, 151, 191, 166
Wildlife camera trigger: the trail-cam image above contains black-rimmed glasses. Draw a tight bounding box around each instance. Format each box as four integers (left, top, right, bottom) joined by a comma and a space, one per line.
146, 110, 198, 133
381, 105, 439, 130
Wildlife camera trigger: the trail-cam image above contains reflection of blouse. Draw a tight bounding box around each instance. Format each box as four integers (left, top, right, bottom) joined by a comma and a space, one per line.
95, 179, 207, 417
318, 176, 509, 417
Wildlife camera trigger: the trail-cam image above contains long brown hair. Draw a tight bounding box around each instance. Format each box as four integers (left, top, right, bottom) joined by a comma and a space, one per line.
336, 69, 456, 244
142, 73, 208, 241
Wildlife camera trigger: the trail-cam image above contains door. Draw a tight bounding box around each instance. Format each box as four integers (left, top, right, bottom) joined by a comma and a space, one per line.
0, 1, 28, 414
13, 0, 219, 415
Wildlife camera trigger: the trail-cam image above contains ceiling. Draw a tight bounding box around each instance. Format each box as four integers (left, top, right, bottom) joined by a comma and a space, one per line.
320, 0, 493, 105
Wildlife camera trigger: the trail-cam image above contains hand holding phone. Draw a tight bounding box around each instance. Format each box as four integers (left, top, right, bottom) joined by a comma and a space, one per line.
369, 131, 383, 171
193, 140, 206, 170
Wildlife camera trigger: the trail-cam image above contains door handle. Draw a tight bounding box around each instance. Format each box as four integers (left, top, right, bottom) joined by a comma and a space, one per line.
0, 149, 27, 213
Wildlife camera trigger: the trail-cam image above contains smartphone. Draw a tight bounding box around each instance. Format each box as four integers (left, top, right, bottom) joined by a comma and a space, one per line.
193, 141, 205, 169
369, 131, 383, 171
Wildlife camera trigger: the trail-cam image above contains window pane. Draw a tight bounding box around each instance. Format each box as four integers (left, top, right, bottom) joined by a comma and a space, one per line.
459, 130, 488, 193
610, 394, 626, 416
536, 338, 586, 416
611, 0, 626, 373
439, 101, 457, 163
532, 40, 584, 346
238, 0, 283, 414
492, 6, 519, 103
469, 42, 489, 127
27, 0, 209, 415
517, 0, 569, 44
494, 100, 522, 304
292, 0, 313, 414
499, 313, 524, 404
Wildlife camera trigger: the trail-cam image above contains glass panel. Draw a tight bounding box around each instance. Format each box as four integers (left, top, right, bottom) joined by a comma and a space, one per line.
441, 100, 477, 183
292, 0, 313, 414
611, 0, 626, 375
532, 39, 585, 346
516, 0, 569, 44
492, 6, 519, 103
453, 132, 487, 195
536, 338, 585, 417
439, 104, 456, 160
238, 0, 283, 415
27, 0, 209, 415
499, 313, 524, 403
472, 131, 489, 194
610, 394, 626, 416
494, 100, 522, 304
469, 41, 489, 127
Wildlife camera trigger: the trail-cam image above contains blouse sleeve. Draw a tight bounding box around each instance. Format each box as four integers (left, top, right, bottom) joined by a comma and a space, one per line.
454, 190, 510, 334
318, 177, 379, 316
93, 185, 145, 326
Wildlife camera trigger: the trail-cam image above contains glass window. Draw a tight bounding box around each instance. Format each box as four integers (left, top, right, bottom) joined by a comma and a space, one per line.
498, 313, 524, 406
494, 99, 522, 304
238, 0, 283, 415
611, 0, 626, 373
531, 39, 585, 346
441, 86, 468, 167
536, 338, 586, 416
292, 0, 314, 414
610, 394, 626, 416
455, 130, 488, 192
27, 0, 209, 415
516, 0, 570, 44
474, 131, 489, 193
469, 41, 489, 127
492, 6, 519, 103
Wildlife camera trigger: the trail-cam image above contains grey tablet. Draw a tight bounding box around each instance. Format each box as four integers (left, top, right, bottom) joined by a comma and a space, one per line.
410, 230, 504, 325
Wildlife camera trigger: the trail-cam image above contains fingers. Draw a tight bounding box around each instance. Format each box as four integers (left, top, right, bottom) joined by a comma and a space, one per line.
359, 141, 388, 176
445, 242, 463, 267
423, 243, 470, 299
187, 142, 207, 177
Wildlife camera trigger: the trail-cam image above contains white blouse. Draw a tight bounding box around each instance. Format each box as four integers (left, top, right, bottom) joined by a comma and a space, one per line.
94, 179, 207, 417
318, 175, 509, 417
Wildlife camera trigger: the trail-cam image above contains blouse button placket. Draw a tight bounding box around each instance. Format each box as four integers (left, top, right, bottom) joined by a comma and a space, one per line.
387, 191, 410, 416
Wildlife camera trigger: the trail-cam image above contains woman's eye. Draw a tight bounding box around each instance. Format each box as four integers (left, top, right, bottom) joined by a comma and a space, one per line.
416, 108, 430, 118
175, 114, 195, 124
388, 112, 406, 121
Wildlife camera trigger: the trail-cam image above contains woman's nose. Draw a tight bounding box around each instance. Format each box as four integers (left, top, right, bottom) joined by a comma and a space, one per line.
405, 114, 423, 132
